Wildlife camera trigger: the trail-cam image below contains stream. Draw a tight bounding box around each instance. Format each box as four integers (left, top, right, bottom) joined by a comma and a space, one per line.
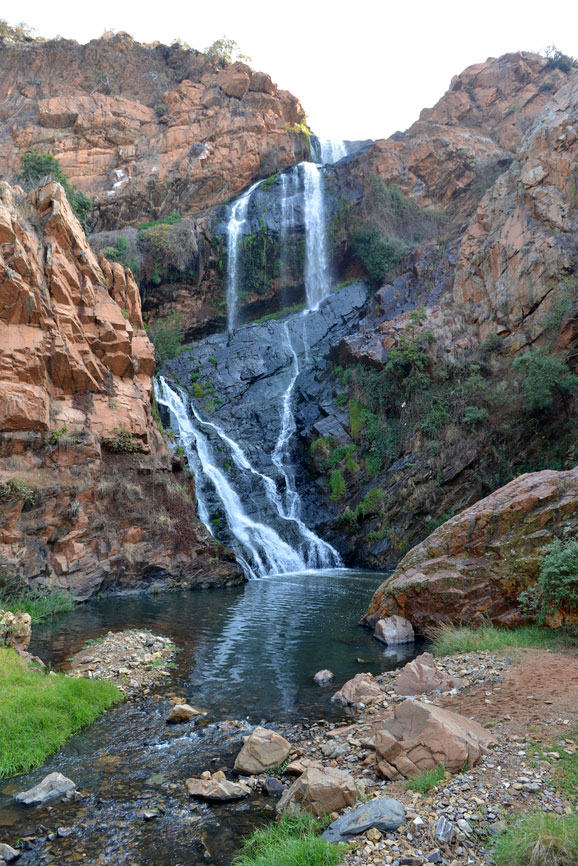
0, 570, 421, 865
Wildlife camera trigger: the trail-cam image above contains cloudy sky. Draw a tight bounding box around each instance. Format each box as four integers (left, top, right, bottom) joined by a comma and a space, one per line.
10, 0, 578, 141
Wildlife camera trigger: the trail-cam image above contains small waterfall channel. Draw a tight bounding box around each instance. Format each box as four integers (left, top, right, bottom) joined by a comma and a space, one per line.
159, 149, 351, 578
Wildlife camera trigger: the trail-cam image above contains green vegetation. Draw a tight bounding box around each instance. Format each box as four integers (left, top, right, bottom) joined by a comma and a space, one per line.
432, 623, 578, 657
0, 478, 36, 506
352, 227, 408, 287
0, 588, 74, 622
519, 538, 578, 624
528, 727, 578, 803
138, 217, 197, 287
253, 302, 306, 324
513, 349, 578, 413
239, 228, 281, 296
138, 213, 182, 231
404, 764, 445, 794
492, 811, 578, 866
101, 234, 139, 276
329, 469, 346, 501
105, 426, 140, 454
0, 19, 40, 41
204, 36, 251, 66
285, 117, 312, 145
18, 151, 93, 231
233, 813, 342, 866
0, 647, 121, 778
147, 311, 186, 367
544, 45, 578, 73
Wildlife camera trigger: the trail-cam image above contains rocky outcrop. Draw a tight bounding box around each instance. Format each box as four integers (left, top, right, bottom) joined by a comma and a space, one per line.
0, 32, 307, 229
0, 179, 242, 596
364, 468, 578, 632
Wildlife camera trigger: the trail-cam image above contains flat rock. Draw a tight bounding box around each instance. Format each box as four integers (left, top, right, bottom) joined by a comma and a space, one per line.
277, 766, 357, 817
374, 615, 414, 646
394, 652, 464, 696
185, 776, 250, 801
234, 726, 291, 774
331, 672, 383, 707
322, 797, 406, 842
15, 772, 76, 806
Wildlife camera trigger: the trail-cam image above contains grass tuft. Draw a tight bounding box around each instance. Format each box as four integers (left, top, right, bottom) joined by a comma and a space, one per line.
404, 764, 445, 794
0, 647, 121, 778
0, 588, 74, 623
492, 811, 578, 866
431, 623, 578, 656
233, 813, 343, 866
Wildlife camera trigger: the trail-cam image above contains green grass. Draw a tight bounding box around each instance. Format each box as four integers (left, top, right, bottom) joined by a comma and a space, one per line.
0, 647, 121, 778
528, 728, 578, 803
492, 811, 578, 866
0, 589, 74, 622
404, 764, 445, 794
233, 814, 343, 866
432, 623, 578, 657
252, 302, 306, 325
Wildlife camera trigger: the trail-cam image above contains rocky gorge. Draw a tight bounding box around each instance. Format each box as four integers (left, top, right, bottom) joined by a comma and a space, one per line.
1, 22, 578, 866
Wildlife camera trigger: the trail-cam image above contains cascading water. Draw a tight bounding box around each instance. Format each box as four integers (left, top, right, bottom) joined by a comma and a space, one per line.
315, 138, 348, 164
225, 180, 262, 331
301, 161, 332, 309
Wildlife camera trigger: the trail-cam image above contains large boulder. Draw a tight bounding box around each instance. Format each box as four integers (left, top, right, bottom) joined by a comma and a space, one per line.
277, 767, 357, 817
394, 652, 464, 696
374, 615, 414, 645
364, 468, 578, 632
375, 700, 497, 780
0, 609, 31, 652
234, 726, 291, 774
322, 797, 406, 842
15, 772, 76, 806
330, 672, 384, 707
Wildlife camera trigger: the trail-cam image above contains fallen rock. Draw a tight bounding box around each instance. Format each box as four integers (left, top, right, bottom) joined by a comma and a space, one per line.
185, 776, 250, 801
234, 726, 292, 774
277, 766, 357, 817
322, 797, 406, 842
0, 844, 19, 862
15, 772, 76, 805
331, 672, 383, 707
0, 610, 31, 653
285, 758, 326, 775
374, 615, 414, 645
263, 777, 286, 797
394, 652, 464, 696
165, 703, 204, 724
375, 699, 497, 779
313, 669, 334, 685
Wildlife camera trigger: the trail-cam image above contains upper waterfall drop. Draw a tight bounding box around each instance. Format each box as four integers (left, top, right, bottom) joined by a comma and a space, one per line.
301, 161, 332, 310
225, 179, 262, 332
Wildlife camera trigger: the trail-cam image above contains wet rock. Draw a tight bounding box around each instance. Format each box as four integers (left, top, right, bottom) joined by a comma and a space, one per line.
394, 652, 464, 696
263, 777, 286, 797
331, 672, 384, 707
313, 669, 334, 685
374, 615, 414, 646
322, 797, 406, 842
375, 700, 497, 779
234, 726, 292, 774
15, 772, 76, 806
166, 703, 204, 723
185, 776, 251, 801
277, 766, 357, 817
0, 844, 19, 862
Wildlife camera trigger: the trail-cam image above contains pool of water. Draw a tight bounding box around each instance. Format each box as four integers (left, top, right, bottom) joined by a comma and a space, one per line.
1, 569, 420, 865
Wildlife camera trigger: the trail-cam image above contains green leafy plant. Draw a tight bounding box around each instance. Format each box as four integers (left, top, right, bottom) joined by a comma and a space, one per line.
404, 764, 445, 794
17, 151, 93, 231
519, 538, 578, 623
147, 311, 186, 368
105, 426, 140, 454
329, 469, 346, 501
204, 36, 251, 66
513, 349, 578, 413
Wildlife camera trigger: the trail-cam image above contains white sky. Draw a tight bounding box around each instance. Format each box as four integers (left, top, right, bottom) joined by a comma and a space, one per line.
9, 0, 578, 141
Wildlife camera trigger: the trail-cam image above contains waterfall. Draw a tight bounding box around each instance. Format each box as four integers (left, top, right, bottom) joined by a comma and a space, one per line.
226, 180, 262, 332
301, 162, 331, 310
156, 376, 341, 578
316, 138, 348, 165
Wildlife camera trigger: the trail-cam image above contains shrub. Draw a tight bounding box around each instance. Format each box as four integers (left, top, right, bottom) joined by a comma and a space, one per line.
329, 469, 346, 501
154, 102, 168, 117
513, 348, 578, 413
147, 311, 186, 367
544, 45, 578, 73
462, 405, 488, 426
204, 36, 251, 66
352, 226, 408, 286
17, 151, 93, 231
105, 426, 140, 454
519, 538, 578, 622
139, 217, 198, 284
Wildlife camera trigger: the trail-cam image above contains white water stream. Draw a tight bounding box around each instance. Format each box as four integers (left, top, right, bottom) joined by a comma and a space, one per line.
225, 179, 262, 332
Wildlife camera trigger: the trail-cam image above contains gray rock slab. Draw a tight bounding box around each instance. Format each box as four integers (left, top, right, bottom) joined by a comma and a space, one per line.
15, 772, 76, 806
322, 797, 406, 842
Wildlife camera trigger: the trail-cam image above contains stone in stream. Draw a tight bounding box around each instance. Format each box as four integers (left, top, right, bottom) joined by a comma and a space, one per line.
374, 615, 414, 646
277, 766, 357, 817
165, 703, 205, 723
330, 672, 383, 707
14, 772, 76, 806
0, 844, 19, 862
185, 776, 250, 801
234, 726, 291, 774
313, 669, 334, 685
394, 652, 464, 696
321, 797, 406, 842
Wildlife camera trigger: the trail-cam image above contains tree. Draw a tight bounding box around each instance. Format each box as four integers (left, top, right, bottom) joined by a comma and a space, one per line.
204, 37, 251, 66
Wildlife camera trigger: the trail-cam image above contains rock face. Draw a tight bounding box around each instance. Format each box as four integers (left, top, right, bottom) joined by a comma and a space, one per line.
394, 652, 464, 697
374, 615, 415, 645
321, 797, 406, 842
0, 180, 242, 596
0, 33, 307, 228
330, 672, 384, 707
0, 609, 31, 652
375, 700, 497, 780
15, 772, 76, 805
364, 468, 578, 632
276, 766, 357, 817
234, 726, 292, 774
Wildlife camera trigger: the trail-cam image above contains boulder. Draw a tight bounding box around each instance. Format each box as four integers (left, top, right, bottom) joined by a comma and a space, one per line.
0, 843, 19, 862
185, 775, 250, 801
0, 610, 31, 652
394, 652, 464, 696
15, 772, 76, 805
374, 615, 414, 645
165, 703, 204, 724
322, 797, 406, 842
313, 669, 334, 685
285, 758, 325, 775
234, 726, 291, 774
374, 700, 497, 780
331, 672, 383, 707
277, 767, 357, 817
216, 62, 251, 98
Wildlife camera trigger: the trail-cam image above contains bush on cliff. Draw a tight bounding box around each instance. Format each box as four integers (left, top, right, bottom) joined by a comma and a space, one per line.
17, 151, 93, 231
146, 311, 186, 368
512, 349, 578, 413
519, 538, 578, 623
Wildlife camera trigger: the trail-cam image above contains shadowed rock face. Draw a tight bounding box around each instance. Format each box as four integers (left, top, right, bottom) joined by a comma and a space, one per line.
0, 32, 307, 229
364, 468, 578, 633
0, 179, 241, 596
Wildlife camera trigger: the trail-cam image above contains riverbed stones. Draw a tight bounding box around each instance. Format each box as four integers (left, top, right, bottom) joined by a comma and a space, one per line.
375, 700, 497, 779
15, 772, 76, 805
277, 766, 357, 817
374, 616, 414, 646
0, 844, 19, 862
165, 703, 204, 723
185, 775, 251, 801
313, 669, 334, 685
394, 652, 464, 696
322, 797, 406, 842
331, 672, 384, 707
234, 726, 292, 774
